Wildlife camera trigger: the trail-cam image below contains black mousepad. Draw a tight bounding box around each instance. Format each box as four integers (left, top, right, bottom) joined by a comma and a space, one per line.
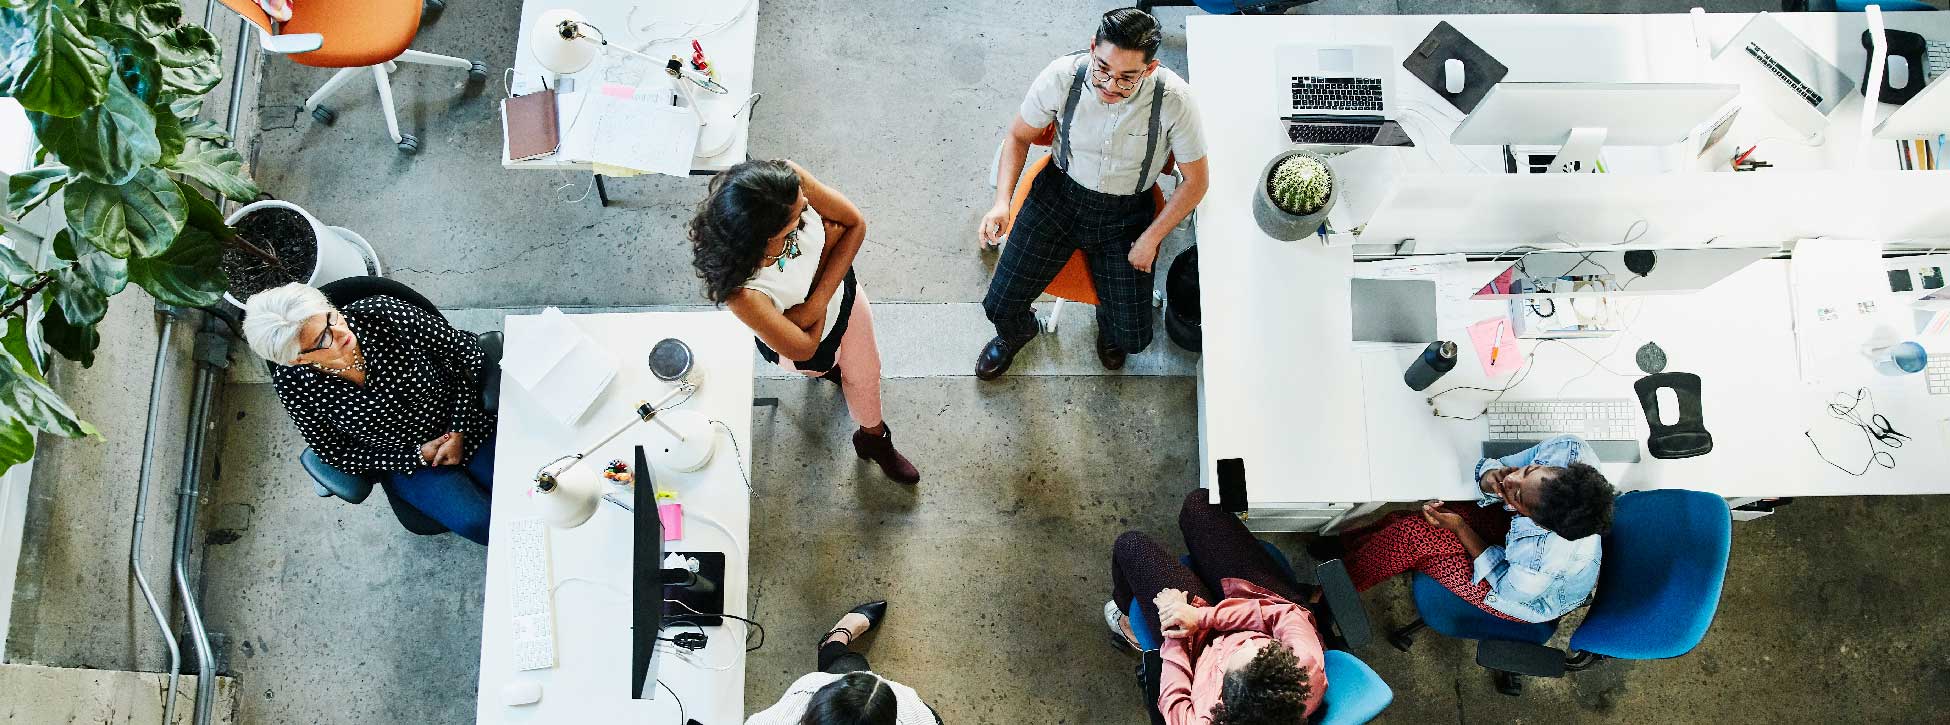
1402, 21, 1508, 114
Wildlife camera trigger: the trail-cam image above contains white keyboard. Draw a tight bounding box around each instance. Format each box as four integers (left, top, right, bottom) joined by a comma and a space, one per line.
1487, 399, 1642, 441
1929, 40, 1950, 82
1929, 355, 1950, 395
509, 518, 556, 671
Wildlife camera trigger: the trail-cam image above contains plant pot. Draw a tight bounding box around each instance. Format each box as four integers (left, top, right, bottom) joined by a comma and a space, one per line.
1252, 149, 1337, 241
222, 199, 374, 307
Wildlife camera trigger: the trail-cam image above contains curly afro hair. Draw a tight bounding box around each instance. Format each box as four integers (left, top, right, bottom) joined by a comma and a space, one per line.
1210, 641, 1312, 725
1532, 462, 1615, 540
688, 159, 801, 304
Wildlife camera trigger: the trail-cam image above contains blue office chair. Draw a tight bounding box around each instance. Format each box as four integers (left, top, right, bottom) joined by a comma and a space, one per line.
1132, 541, 1394, 725
1388, 489, 1732, 695
288, 276, 503, 537
1137, 0, 1316, 14
1784, 0, 1936, 11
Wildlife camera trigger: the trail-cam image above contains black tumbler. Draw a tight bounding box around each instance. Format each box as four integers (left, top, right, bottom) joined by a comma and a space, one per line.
1404, 341, 1458, 391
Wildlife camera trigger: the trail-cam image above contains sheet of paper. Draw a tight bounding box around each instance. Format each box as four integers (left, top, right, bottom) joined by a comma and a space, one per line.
501, 307, 579, 391
1326, 146, 1404, 233
583, 87, 699, 178
503, 308, 618, 426
1467, 316, 1523, 378
1789, 239, 1908, 385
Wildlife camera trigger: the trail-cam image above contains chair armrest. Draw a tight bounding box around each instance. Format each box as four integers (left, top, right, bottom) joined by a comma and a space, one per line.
263, 33, 324, 54
1140, 648, 1167, 725
300, 448, 375, 504
989, 141, 1004, 189
1476, 639, 1568, 678
1315, 558, 1373, 651
476, 331, 504, 413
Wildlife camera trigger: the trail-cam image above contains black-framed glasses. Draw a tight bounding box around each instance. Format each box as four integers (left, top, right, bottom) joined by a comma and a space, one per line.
300, 313, 339, 355
1089, 64, 1143, 92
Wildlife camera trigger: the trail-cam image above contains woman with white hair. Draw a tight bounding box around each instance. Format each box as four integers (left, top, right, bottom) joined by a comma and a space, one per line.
242, 282, 497, 545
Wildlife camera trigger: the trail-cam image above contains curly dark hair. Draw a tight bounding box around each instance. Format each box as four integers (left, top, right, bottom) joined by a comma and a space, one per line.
688, 159, 801, 304
1210, 641, 1312, 725
1531, 462, 1615, 540
801, 672, 897, 725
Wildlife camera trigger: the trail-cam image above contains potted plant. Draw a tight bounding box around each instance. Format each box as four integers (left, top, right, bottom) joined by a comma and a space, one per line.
1253, 149, 1337, 241
0, 0, 267, 474
221, 200, 374, 306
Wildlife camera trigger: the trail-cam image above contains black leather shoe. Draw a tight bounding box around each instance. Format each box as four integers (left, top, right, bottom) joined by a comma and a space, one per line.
1097, 336, 1127, 371
821, 600, 889, 646
975, 336, 1024, 380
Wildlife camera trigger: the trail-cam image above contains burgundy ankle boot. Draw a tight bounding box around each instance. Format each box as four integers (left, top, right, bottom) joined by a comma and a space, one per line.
852, 424, 920, 485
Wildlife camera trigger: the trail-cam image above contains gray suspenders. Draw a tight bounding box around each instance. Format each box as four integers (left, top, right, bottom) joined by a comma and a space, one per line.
1053, 53, 1169, 196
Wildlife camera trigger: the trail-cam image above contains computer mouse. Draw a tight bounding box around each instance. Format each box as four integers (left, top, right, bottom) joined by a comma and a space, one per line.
502, 680, 542, 706
1444, 58, 1465, 94
1888, 54, 1911, 90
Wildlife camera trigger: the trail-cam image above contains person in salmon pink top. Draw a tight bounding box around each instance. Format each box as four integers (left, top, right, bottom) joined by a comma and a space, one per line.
1104, 490, 1328, 723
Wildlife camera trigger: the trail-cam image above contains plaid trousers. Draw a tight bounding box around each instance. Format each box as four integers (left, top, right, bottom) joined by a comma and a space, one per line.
983, 165, 1156, 351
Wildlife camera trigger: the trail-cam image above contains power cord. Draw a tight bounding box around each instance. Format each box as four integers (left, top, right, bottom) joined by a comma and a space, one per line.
1425, 348, 1540, 420
656, 679, 686, 723
1804, 388, 1903, 476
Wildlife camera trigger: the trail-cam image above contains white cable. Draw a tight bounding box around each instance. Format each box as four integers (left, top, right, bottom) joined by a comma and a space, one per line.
626, 0, 756, 51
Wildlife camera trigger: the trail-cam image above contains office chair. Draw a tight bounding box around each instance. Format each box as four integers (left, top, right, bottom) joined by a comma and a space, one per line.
988, 127, 1177, 333
290, 276, 504, 537
1783, 0, 1935, 11
1388, 489, 1732, 696
1137, 0, 1317, 14
1129, 541, 1394, 725
218, 0, 488, 154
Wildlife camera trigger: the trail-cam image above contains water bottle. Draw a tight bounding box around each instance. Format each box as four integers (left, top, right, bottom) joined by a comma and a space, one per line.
1404, 341, 1458, 391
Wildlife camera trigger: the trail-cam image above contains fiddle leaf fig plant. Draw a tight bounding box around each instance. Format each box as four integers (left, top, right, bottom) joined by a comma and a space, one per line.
0, 0, 273, 475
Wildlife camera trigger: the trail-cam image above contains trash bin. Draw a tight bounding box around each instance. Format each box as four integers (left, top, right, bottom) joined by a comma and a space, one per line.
1164, 246, 1200, 353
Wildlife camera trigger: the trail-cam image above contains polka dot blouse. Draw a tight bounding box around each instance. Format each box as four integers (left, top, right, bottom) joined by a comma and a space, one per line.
272, 296, 495, 475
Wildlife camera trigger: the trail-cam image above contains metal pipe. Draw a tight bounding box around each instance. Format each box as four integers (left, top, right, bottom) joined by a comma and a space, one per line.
130, 310, 185, 725
171, 318, 228, 725
227, 18, 252, 141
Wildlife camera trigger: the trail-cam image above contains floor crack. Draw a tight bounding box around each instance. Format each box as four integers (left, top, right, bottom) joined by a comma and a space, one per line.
390, 233, 583, 276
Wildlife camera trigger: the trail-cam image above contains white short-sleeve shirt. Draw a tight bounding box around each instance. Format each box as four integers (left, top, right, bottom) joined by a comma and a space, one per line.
1018, 53, 1206, 196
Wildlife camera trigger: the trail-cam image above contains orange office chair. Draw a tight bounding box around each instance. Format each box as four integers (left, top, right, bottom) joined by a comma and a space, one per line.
219, 0, 486, 154
990, 126, 1175, 333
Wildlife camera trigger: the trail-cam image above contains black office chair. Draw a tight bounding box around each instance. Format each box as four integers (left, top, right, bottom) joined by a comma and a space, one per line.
285, 276, 502, 536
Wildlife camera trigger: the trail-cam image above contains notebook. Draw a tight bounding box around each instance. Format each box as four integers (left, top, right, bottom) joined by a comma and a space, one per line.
503, 88, 560, 161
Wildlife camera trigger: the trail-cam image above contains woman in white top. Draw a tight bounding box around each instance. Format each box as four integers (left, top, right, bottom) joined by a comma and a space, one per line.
687, 159, 919, 484
745, 601, 940, 725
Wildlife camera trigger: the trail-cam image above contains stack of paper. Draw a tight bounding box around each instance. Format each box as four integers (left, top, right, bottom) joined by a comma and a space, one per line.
501, 308, 618, 426
558, 84, 700, 178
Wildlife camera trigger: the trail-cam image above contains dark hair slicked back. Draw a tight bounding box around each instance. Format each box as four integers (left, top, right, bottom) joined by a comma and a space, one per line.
1095, 7, 1163, 62
801, 672, 897, 725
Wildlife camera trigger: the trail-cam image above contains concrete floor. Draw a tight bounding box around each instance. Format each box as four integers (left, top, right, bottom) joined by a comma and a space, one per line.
11, 1, 1950, 724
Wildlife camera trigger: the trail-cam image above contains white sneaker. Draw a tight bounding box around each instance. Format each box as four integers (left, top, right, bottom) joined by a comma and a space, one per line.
1103, 600, 1136, 652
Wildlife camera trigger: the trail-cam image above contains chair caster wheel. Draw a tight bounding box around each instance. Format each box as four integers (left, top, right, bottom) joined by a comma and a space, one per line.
311, 106, 336, 125
1493, 671, 1524, 697
1564, 650, 1603, 672
423, 0, 444, 12
396, 134, 420, 155
1387, 631, 1415, 653
468, 61, 489, 84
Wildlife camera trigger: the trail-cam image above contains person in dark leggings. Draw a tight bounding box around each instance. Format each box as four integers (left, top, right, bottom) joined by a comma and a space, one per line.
744, 601, 942, 725
1107, 490, 1329, 723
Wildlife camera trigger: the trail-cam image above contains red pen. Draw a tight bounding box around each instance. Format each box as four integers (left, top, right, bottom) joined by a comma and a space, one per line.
1731, 145, 1756, 169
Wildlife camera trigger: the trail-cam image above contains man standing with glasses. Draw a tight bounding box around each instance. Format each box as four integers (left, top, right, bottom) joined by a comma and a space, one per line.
974, 7, 1209, 379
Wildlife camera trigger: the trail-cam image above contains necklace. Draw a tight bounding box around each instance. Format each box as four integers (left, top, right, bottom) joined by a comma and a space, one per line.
760, 231, 803, 272
313, 350, 368, 375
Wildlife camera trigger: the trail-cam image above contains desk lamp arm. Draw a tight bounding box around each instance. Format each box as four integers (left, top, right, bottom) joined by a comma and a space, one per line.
534, 383, 697, 489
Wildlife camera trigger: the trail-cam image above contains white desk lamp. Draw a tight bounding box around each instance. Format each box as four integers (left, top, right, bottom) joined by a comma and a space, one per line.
531, 8, 727, 93
531, 339, 716, 529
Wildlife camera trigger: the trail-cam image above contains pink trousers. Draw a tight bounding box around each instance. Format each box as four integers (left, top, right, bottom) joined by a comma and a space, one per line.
777, 289, 884, 429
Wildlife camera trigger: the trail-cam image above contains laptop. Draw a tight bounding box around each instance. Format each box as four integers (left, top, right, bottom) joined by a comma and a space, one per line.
1276, 44, 1414, 147
1713, 14, 1853, 139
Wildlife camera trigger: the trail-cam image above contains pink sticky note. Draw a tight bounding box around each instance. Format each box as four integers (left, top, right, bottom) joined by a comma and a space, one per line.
599, 83, 636, 99
658, 503, 682, 541
1467, 316, 1524, 378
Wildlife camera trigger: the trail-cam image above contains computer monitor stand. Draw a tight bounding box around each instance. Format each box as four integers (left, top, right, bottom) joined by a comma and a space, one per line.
1548, 127, 1607, 173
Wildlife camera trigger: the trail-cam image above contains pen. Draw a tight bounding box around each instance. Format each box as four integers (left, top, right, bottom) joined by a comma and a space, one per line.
1490, 321, 1506, 365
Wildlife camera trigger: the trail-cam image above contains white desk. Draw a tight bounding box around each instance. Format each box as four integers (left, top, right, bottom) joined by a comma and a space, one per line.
502, 0, 758, 174
1186, 13, 1950, 530
1185, 13, 1950, 252
477, 311, 754, 724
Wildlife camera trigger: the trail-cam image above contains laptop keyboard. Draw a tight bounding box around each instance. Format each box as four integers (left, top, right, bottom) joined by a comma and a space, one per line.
1930, 40, 1950, 82
1287, 123, 1380, 145
1291, 76, 1384, 112
1745, 42, 1823, 108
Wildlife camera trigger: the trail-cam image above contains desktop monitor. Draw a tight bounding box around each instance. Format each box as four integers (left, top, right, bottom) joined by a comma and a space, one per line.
1875, 72, 1950, 140
632, 445, 662, 700
1472, 246, 1778, 299
1451, 82, 1740, 173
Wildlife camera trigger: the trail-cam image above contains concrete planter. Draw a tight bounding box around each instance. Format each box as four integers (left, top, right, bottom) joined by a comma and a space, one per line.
1252, 149, 1337, 241
222, 200, 374, 308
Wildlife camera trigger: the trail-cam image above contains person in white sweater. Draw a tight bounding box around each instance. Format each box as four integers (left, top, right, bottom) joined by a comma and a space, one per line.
745, 601, 940, 725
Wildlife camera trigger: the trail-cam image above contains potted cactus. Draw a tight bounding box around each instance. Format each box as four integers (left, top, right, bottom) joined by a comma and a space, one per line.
1253, 150, 1337, 241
